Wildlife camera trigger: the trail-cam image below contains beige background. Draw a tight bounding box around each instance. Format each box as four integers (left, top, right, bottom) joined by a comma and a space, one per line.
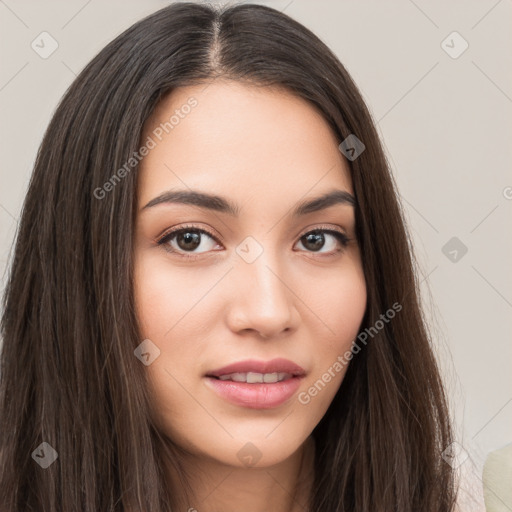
1, 1, 511, 509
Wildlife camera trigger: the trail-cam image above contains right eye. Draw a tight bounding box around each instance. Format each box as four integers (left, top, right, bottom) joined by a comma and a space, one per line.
156, 224, 222, 259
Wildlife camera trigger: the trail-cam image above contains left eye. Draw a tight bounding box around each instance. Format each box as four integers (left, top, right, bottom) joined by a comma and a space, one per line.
156, 225, 350, 258
296, 229, 349, 254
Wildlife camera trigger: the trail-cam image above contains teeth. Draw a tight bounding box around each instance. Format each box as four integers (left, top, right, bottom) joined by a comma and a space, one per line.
217, 372, 291, 383
263, 373, 278, 383
247, 372, 263, 383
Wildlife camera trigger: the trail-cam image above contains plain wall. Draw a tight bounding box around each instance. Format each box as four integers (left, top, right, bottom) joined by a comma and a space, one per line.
1, 1, 511, 509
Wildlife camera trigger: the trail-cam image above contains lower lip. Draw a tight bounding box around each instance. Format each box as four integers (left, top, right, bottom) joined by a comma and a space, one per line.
204, 376, 303, 409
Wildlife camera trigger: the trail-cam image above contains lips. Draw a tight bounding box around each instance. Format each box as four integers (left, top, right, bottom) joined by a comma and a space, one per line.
206, 358, 306, 379
204, 358, 306, 409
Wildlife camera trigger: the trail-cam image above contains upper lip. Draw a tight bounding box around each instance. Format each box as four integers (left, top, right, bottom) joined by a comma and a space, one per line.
206, 358, 306, 378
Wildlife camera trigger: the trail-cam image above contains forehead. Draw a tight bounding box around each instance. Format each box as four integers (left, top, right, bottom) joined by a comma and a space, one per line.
137, 80, 352, 208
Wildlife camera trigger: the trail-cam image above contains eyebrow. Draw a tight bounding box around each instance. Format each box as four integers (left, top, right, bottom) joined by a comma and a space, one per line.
142, 188, 356, 216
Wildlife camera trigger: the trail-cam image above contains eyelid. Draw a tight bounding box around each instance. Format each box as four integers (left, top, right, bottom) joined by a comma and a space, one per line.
155, 223, 220, 245
296, 223, 349, 240
155, 222, 352, 258
156, 223, 350, 243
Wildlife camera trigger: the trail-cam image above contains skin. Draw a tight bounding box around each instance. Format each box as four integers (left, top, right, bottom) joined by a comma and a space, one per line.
133, 79, 367, 512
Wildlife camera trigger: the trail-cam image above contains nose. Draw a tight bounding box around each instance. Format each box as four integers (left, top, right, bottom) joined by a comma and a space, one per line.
224, 250, 300, 340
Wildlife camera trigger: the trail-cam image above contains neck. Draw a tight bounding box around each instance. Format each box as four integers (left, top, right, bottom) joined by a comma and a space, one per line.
164, 436, 316, 512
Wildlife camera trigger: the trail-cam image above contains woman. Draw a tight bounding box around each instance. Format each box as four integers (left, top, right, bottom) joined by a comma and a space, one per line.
0, 2, 458, 511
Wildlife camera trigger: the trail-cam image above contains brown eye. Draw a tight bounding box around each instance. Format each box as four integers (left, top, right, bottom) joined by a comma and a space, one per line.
175, 231, 201, 251
295, 229, 349, 255
157, 225, 221, 258
156, 225, 350, 261
301, 231, 326, 251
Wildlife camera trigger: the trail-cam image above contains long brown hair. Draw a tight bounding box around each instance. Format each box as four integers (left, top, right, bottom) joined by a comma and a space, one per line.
0, 2, 457, 510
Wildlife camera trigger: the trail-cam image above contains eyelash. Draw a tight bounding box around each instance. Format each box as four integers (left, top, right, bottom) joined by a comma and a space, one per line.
155, 223, 351, 261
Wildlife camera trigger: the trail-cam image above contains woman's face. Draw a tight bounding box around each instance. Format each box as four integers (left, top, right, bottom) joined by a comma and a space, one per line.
133, 79, 367, 468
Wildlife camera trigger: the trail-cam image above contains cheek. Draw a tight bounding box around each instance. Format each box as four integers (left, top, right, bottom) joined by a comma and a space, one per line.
133, 252, 214, 339
299, 259, 366, 408
328, 269, 367, 347
134, 254, 168, 337
132, 255, 219, 439
304, 253, 367, 351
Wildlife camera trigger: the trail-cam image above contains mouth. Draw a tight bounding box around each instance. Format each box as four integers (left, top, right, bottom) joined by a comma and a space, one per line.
204, 358, 306, 409
205, 357, 306, 380
210, 371, 294, 383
